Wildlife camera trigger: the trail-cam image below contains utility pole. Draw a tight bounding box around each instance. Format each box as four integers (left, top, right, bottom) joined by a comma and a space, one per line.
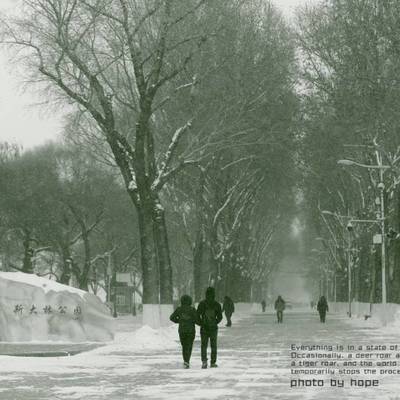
338, 145, 391, 326
321, 210, 354, 318
347, 226, 352, 318
377, 156, 387, 325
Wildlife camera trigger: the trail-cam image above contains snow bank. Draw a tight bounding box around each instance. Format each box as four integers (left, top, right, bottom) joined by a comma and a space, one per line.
332, 301, 400, 326
0, 272, 114, 342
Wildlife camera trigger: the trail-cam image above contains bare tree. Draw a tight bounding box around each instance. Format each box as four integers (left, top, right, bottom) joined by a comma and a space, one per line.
1, 0, 217, 324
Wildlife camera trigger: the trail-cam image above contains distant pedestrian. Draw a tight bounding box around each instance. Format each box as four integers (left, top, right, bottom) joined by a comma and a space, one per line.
197, 287, 223, 369
274, 295, 285, 323
170, 294, 197, 369
317, 296, 329, 323
261, 299, 266, 312
222, 296, 235, 327
310, 300, 314, 309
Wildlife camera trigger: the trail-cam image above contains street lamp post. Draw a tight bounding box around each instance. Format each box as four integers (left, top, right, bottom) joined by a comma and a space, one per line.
321, 210, 353, 317
347, 227, 352, 318
378, 170, 387, 323
338, 157, 389, 325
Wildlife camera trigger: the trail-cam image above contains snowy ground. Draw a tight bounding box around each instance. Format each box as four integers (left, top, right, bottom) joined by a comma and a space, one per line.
1, 309, 400, 400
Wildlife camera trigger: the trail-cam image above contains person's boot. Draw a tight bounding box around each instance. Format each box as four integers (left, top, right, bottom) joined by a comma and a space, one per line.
210, 363, 218, 368
184, 362, 190, 369
202, 362, 207, 369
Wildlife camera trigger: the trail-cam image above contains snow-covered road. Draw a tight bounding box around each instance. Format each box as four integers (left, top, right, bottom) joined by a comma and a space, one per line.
1, 310, 400, 400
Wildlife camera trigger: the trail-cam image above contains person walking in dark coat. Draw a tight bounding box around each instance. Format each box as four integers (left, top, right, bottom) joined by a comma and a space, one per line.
197, 287, 223, 369
317, 296, 329, 323
261, 299, 266, 312
170, 294, 198, 368
222, 296, 235, 327
274, 295, 285, 323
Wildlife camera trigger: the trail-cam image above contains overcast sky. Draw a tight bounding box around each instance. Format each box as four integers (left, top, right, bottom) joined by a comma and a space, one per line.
0, 0, 313, 150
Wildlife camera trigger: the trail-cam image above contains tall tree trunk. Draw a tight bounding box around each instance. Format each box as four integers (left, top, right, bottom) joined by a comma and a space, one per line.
193, 231, 204, 302
209, 224, 220, 293
59, 246, 72, 285
134, 110, 173, 310
22, 229, 34, 274
369, 250, 379, 305
137, 203, 159, 304
152, 200, 173, 304
193, 171, 206, 302
354, 264, 360, 303
153, 206, 174, 325
69, 207, 92, 291
107, 107, 174, 325
78, 229, 91, 291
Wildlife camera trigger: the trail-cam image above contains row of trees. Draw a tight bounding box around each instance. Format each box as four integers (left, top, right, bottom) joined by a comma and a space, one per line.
0, 142, 138, 293
298, 0, 400, 305
0, 0, 298, 323
11, 0, 400, 314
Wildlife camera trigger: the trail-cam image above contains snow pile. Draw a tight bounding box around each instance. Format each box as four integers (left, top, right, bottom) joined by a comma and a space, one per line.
0, 272, 114, 342
96, 325, 178, 353
122, 325, 177, 350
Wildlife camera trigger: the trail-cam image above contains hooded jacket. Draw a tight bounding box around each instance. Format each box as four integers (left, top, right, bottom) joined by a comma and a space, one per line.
196, 287, 223, 332
170, 295, 197, 335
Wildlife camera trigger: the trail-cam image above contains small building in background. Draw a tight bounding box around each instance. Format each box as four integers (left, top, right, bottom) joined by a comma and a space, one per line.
111, 272, 141, 315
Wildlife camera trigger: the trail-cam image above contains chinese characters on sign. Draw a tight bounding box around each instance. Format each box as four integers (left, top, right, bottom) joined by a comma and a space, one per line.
13, 304, 83, 318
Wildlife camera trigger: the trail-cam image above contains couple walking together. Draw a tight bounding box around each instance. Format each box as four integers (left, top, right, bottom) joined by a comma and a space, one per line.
170, 287, 229, 369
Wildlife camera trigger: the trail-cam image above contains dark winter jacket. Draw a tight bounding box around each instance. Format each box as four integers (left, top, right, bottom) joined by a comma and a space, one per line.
170, 305, 197, 335
197, 287, 223, 332
222, 296, 235, 315
274, 296, 285, 312
317, 297, 329, 313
